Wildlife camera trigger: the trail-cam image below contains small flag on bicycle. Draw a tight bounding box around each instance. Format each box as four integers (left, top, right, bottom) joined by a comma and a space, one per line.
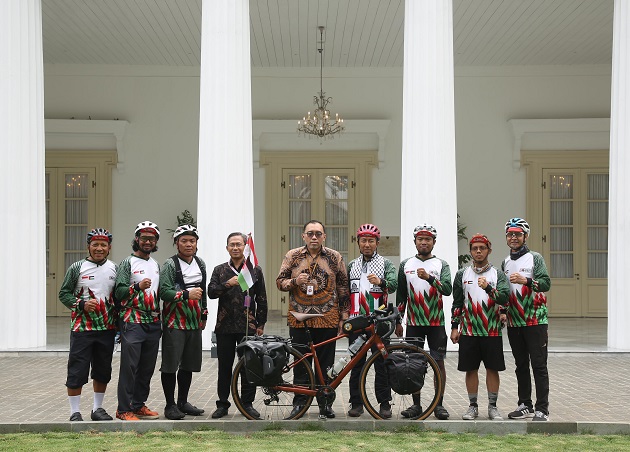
238, 233, 258, 292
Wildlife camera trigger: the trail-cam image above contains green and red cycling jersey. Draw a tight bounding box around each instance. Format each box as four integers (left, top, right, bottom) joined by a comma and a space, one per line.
114, 254, 160, 324
160, 256, 208, 330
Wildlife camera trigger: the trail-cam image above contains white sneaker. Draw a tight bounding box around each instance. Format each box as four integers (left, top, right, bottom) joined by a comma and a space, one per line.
488, 405, 503, 420
462, 405, 479, 420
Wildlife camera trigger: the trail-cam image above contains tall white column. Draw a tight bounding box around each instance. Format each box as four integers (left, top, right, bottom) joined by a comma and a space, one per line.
197, 0, 254, 345
0, 0, 46, 349
608, 0, 630, 350
400, 1, 458, 322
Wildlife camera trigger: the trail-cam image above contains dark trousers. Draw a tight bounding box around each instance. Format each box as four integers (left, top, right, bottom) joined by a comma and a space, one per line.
348, 332, 391, 406
289, 327, 337, 406
215, 332, 255, 408
117, 322, 161, 413
507, 324, 549, 414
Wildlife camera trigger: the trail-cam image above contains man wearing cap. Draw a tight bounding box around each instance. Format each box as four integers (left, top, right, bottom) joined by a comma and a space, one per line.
59, 228, 117, 422
114, 221, 162, 421
451, 234, 509, 421
159, 225, 207, 420
207, 232, 268, 420
502, 218, 551, 422
396, 223, 452, 420
345, 223, 397, 418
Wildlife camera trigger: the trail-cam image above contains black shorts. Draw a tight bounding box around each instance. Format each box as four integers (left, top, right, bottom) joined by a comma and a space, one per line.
160, 328, 203, 373
457, 335, 505, 372
405, 325, 447, 361
66, 329, 116, 389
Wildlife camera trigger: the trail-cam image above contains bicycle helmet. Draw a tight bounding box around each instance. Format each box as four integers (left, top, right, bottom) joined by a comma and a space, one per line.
469, 233, 491, 249
357, 223, 381, 240
413, 223, 437, 239
173, 224, 198, 240
505, 218, 530, 235
135, 221, 160, 238
86, 228, 112, 244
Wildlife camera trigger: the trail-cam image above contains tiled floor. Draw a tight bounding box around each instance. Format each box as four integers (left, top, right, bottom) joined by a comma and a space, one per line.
0, 313, 626, 425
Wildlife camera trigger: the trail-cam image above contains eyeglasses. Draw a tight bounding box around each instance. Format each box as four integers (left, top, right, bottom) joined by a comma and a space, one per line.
506, 232, 524, 238
139, 236, 157, 243
471, 246, 489, 252
305, 231, 324, 238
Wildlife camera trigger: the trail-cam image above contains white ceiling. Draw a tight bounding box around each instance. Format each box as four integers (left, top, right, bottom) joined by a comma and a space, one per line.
41, 0, 613, 68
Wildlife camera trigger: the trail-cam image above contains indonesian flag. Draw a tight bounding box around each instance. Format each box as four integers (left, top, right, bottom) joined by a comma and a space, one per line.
238, 233, 258, 291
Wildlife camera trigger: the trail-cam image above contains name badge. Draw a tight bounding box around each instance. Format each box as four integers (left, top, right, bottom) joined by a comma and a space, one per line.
306, 284, 314, 296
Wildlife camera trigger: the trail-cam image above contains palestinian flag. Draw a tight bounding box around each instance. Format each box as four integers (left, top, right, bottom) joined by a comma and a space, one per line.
238, 233, 258, 291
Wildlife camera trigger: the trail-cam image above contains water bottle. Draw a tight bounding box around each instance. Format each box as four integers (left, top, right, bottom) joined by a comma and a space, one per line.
347, 334, 367, 356
327, 356, 350, 378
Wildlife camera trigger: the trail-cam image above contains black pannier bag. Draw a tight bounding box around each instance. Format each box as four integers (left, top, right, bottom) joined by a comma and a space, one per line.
342, 315, 370, 333
384, 350, 428, 395
236, 339, 289, 386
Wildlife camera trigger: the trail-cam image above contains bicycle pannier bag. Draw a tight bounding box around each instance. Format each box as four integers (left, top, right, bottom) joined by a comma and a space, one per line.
236, 339, 289, 386
384, 350, 428, 395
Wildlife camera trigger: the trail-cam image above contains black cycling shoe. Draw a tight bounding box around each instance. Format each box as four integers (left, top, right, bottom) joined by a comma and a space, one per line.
211, 406, 229, 419
177, 401, 204, 416
243, 405, 261, 419
320, 405, 335, 419
90, 407, 113, 421
379, 402, 392, 419
289, 405, 304, 418
401, 404, 422, 418
433, 405, 449, 420
164, 404, 186, 420
69, 411, 83, 422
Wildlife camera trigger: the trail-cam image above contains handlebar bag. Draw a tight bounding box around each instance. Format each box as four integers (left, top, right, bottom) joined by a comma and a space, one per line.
342, 315, 370, 333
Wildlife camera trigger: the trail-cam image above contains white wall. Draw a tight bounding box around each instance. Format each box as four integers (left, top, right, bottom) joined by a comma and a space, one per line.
44, 64, 611, 271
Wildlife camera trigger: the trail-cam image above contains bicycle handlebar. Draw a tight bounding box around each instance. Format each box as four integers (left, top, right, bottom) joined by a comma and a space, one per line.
371, 304, 400, 339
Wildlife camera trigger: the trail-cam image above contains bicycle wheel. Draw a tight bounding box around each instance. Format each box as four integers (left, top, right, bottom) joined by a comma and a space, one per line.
360, 342, 444, 420
231, 346, 316, 420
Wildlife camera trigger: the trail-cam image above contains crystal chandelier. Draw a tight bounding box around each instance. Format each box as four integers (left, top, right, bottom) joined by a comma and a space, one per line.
297, 26, 344, 139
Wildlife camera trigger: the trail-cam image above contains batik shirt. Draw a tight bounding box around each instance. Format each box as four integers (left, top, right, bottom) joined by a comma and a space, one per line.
452, 265, 509, 336
347, 253, 397, 316
59, 258, 117, 332
502, 250, 551, 327
396, 255, 452, 327
115, 254, 160, 324
207, 261, 267, 334
160, 256, 208, 330
277, 246, 350, 329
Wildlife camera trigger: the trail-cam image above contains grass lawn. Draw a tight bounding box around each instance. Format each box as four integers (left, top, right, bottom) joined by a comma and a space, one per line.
1, 429, 630, 451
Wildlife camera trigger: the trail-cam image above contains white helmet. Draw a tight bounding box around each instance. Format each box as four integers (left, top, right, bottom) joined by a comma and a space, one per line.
505, 218, 530, 235
413, 223, 437, 239
135, 221, 160, 238
173, 224, 198, 241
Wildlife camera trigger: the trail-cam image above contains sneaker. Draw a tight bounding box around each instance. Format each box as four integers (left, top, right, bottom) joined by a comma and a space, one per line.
116, 410, 139, 421
488, 405, 503, 420
462, 405, 479, 420
433, 405, 449, 420
69, 412, 83, 422
508, 403, 535, 419
379, 402, 392, 419
90, 407, 113, 421
164, 404, 185, 420
401, 404, 422, 419
532, 411, 549, 421
347, 404, 364, 417
133, 405, 159, 420
177, 401, 204, 416
320, 405, 335, 419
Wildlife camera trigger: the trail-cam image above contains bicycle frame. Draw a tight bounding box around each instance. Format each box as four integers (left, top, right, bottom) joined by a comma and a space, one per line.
277, 321, 388, 398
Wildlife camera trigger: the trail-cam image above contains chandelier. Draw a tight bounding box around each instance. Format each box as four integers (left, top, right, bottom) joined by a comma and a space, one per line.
297, 26, 344, 139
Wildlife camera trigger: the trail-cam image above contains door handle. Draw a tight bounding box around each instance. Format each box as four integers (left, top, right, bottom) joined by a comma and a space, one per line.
575, 273, 580, 280
281, 296, 286, 304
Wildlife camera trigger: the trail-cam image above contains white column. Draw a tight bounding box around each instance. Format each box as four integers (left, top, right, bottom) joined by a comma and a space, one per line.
0, 0, 46, 349
608, 0, 630, 350
197, 0, 254, 345
400, 1, 458, 322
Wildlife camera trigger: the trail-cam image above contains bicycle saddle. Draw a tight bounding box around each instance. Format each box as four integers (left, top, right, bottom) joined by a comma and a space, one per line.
291, 312, 325, 322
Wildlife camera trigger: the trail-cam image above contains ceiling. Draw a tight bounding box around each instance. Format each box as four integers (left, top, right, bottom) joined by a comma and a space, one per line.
41, 0, 613, 68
